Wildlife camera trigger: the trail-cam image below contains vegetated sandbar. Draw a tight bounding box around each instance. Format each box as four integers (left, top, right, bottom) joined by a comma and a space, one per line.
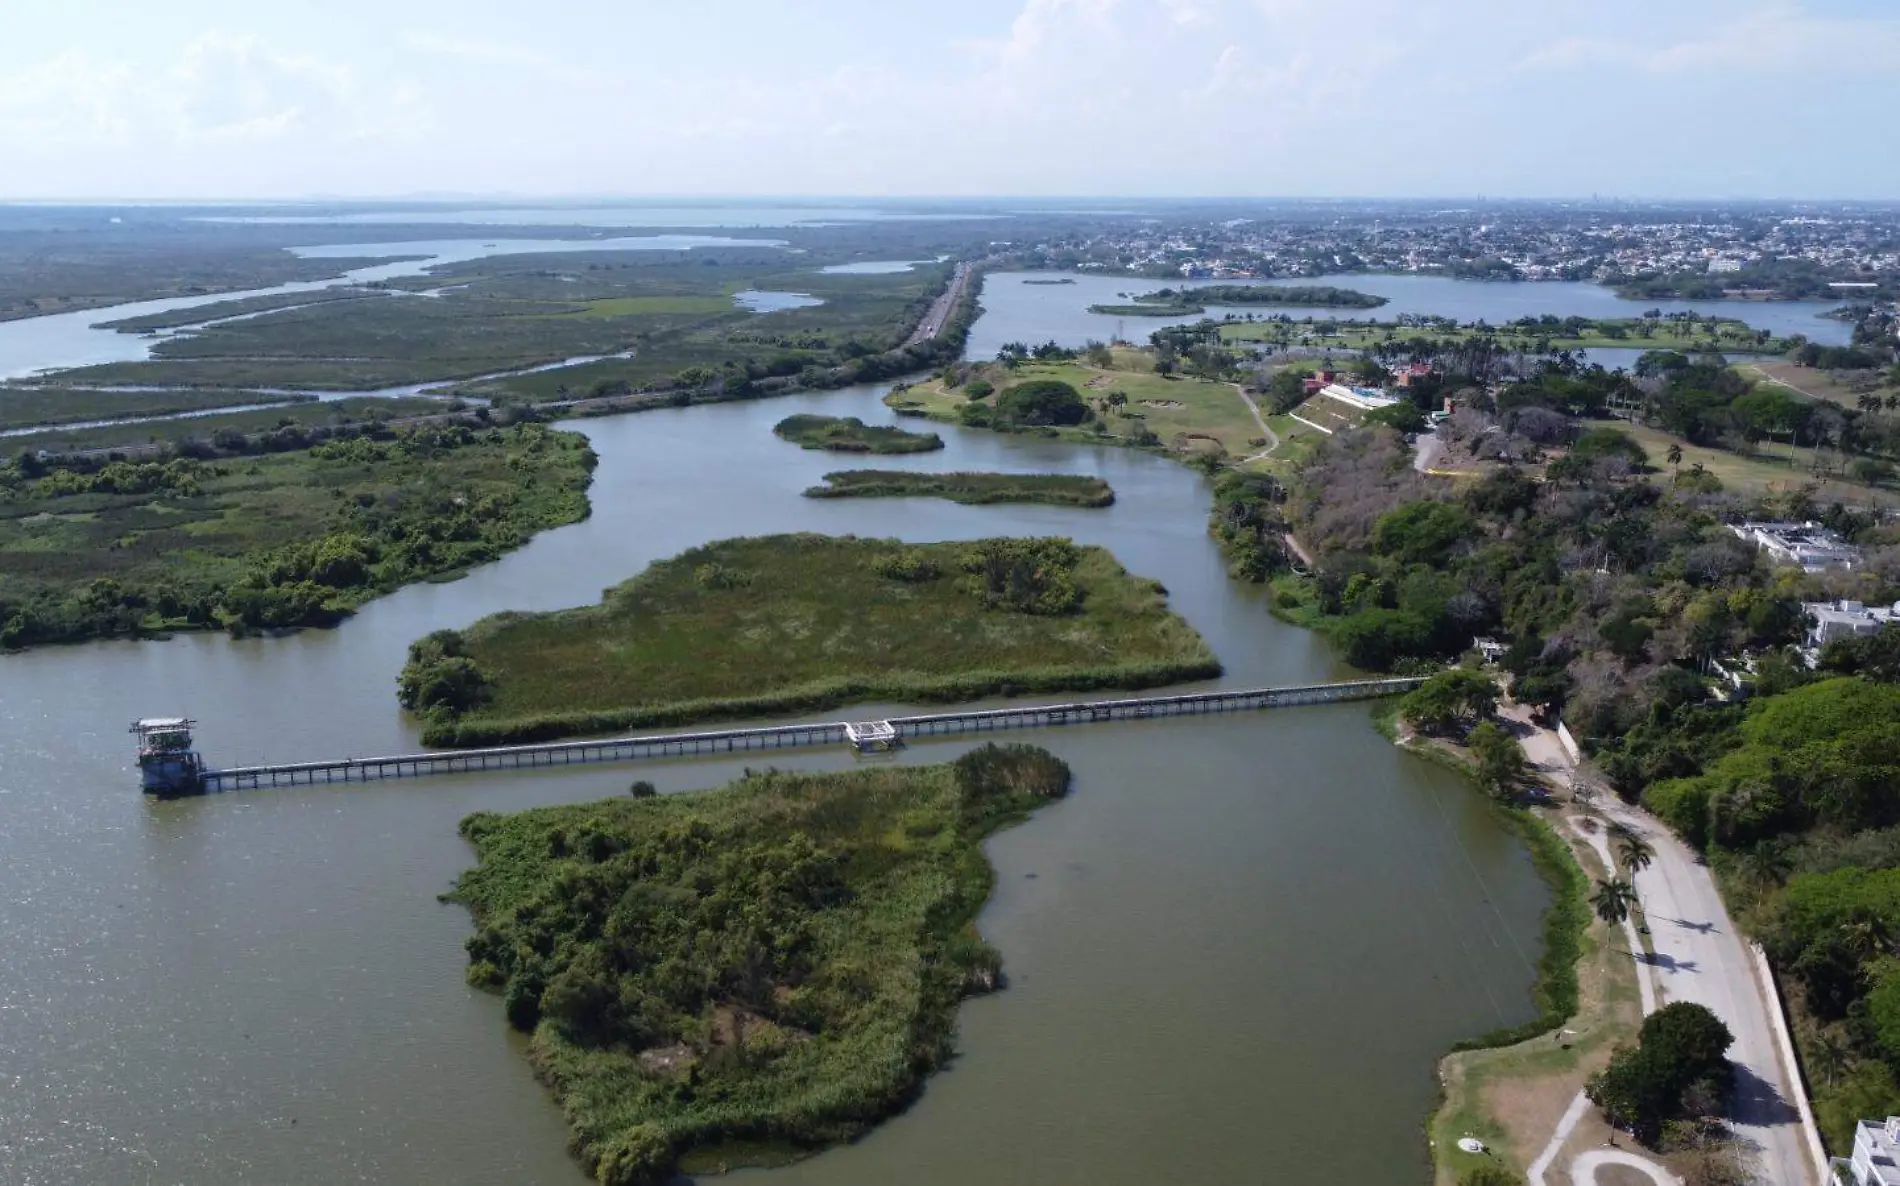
450, 743, 1071, 1186
772, 414, 943, 454
803, 469, 1115, 507
403, 533, 1219, 746
1087, 284, 1388, 315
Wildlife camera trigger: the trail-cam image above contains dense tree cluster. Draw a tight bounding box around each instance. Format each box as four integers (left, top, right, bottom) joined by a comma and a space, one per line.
450, 746, 1070, 1185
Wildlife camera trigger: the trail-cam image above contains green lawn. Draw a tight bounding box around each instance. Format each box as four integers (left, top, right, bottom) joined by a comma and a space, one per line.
1616, 422, 1900, 506
411, 534, 1219, 745
889, 360, 1266, 460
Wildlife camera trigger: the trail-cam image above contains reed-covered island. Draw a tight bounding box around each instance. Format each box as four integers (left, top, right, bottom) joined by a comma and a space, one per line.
400, 533, 1218, 745
451, 743, 1072, 1185
772, 414, 943, 454
802, 470, 1115, 507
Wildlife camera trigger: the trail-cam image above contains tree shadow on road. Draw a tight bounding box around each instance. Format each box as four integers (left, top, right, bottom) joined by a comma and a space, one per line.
1729, 1061, 1800, 1128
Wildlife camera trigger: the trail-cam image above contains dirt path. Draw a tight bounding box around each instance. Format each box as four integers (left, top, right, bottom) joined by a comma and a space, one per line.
1232, 382, 1277, 453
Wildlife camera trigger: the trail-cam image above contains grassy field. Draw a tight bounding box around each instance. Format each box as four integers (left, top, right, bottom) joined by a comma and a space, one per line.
888, 359, 1267, 461
450, 744, 1071, 1186
0, 386, 303, 432
1740, 359, 1900, 410
410, 534, 1219, 745
4, 396, 454, 455
1616, 421, 1900, 506
773, 414, 943, 454
803, 470, 1114, 506
0, 424, 594, 647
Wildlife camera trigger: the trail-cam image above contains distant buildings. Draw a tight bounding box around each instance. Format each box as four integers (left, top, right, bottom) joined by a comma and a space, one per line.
1833, 1116, 1900, 1185
1730, 521, 1862, 573
1806, 600, 1900, 649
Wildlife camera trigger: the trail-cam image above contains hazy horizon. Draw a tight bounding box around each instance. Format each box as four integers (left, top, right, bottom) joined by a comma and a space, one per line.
3, 0, 1897, 202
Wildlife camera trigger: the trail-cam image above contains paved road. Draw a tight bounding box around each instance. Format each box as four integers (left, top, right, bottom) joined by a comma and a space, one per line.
1597, 799, 1814, 1186
1502, 705, 1815, 1186
904, 261, 973, 347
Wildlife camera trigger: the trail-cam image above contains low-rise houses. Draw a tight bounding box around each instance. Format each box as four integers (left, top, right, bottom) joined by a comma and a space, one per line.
1806, 600, 1900, 648
1730, 520, 1862, 572
1833, 1115, 1900, 1185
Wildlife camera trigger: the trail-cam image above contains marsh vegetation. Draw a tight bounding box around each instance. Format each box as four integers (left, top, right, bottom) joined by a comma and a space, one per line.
402, 533, 1218, 745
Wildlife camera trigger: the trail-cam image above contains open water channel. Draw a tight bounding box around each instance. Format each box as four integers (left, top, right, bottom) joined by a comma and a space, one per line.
5, 253, 1849, 1184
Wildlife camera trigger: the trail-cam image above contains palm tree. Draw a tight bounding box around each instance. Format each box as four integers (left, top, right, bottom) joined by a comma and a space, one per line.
1666, 442, 1683, 478
1613, 827, 1655, 880
1592, 878, 1638, 929
1811, 1026, 1851, 1089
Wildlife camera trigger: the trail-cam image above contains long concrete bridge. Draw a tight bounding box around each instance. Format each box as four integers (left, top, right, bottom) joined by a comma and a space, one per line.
192, 677, 1422, 792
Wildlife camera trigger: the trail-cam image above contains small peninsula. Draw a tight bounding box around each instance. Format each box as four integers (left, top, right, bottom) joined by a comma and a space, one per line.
803, 470, 1115, 507
401, 533, 1218, 746
772, 414, 943, 454
451, 743, 1071, 1186
1088, 284, 1387, 316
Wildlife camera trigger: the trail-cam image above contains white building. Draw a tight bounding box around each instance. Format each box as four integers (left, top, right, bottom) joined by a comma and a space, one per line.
1807, 600, 1900, 648
1731, 521, 1862, 573
1318, 383, 1400, 411
1834, 1116, 1900, 1185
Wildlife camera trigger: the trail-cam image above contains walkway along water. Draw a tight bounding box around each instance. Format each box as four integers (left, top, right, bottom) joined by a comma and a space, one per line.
178, 678, 1423, 791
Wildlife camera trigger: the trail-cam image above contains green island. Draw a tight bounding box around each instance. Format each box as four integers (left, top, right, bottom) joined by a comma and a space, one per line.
0, 423, 593, 648
449, 742, 1071, 1186
1087, 284, 1387, 316
399, 533, 1218, 746
802, 469, 1114, 507
772, 414, 943, 454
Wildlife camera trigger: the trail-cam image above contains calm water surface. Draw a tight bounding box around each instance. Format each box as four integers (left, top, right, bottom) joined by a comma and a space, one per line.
0, 295, 1550, 1186
968, 270, 1852, 359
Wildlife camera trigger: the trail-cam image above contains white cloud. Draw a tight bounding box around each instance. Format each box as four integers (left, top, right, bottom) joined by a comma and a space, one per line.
1518, 5, 1900, 75
0, 32, 432, 152
401, 31, 555, 70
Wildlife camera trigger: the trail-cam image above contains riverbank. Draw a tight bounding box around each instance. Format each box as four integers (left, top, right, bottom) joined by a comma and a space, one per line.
450, 743, 1072, 1186
409, 534, 1220, 746
1374, 711, 1630, 1185
802, 470, 1114, 507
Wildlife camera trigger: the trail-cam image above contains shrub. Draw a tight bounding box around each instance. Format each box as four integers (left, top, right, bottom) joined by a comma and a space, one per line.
1370, 501, 1477, 567
964, 378, 994, 400
996, 379, 1088, 427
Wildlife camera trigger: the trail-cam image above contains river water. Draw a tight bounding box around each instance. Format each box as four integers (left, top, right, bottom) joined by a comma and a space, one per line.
0, 281, 1553, 1185
968, 270, 1853, 359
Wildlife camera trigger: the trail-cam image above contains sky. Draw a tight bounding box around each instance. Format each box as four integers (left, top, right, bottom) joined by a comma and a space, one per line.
1, 0, 1897, 201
